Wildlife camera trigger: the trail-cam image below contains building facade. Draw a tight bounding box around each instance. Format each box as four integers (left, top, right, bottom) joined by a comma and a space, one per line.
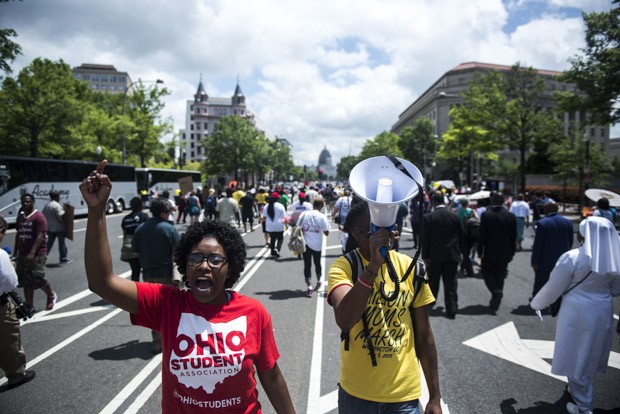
390, 61, 611, 189
184, 79, 271, 163
71, 63, 131, 94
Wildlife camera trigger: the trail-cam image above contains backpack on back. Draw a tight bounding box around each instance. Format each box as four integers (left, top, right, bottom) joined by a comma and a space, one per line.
465, 211, 480, 241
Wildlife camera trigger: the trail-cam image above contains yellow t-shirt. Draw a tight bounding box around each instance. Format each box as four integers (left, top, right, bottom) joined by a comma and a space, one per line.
255, 193, 267, 205
327, 249, 435, 403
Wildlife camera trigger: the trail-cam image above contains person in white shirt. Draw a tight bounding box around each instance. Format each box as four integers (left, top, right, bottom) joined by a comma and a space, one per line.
297, 198, 330, 297
509, 193, 530, 251
264, 193, 287, 258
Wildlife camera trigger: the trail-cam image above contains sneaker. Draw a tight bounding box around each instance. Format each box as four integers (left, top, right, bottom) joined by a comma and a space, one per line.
7, 370, 35, 389
306, 287, 313, 297
566, 402, 592, 414
46, 292, 57, 310
314, 281, 322, 292
60, 259, 74, 264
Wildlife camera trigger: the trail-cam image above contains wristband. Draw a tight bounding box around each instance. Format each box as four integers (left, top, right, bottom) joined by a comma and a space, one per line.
357, 277, 373, 289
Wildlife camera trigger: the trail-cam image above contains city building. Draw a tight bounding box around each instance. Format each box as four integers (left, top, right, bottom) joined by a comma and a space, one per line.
308, 146, 337, 180
71, 63, 131, 94
183, 78, 276, 163
391, 61, 611, 189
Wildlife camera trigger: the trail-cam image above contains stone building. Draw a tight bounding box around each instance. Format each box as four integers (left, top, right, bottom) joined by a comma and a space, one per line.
71, 63, 131, 94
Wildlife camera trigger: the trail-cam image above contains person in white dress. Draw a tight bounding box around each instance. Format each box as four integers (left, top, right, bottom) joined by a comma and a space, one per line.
530, 216, 620, 414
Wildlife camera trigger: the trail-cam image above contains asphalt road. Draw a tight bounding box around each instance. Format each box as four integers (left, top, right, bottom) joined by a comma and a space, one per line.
1, 212, 619, 414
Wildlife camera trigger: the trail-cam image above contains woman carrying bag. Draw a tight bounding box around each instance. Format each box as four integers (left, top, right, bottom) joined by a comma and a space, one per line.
530, 217, 620, 414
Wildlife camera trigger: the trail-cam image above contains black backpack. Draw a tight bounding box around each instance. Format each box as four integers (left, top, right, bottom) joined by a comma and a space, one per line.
465, 211, 480, 241
340, 249, 427, 366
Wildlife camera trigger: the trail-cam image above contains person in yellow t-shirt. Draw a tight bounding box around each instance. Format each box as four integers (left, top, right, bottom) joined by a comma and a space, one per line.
327, 201, 443, 414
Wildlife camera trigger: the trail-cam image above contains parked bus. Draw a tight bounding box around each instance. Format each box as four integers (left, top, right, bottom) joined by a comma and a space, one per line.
0, 156, 137, 224
135, 167, 202, 206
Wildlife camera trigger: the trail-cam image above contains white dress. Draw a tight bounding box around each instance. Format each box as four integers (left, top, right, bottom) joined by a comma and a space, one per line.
531, 247, 620, 378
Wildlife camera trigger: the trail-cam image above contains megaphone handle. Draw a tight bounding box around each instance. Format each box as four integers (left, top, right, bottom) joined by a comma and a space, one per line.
370, 224, 394, 258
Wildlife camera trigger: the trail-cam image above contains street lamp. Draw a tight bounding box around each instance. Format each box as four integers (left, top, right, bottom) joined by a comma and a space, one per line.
121, 78, 164, 164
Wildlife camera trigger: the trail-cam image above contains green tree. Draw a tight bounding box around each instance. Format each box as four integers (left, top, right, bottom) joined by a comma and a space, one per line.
549, 123, 612, 209
269, 139, 295, 182
452, 64, 557, 193
0, 28, 21, 76
0, 58, 89, 157
336, 155, 360, 180
359, 131, 402, 160
122, 82, 172, 167
202, 115, 258, 179
559, 1, 620, 124
398, 118, 437, 179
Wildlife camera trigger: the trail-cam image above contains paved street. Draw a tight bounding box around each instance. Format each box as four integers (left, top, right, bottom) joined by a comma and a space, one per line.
1, 212, 619, 414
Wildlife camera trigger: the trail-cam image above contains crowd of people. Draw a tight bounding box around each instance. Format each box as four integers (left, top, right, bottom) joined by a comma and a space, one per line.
1, 160, 618, 413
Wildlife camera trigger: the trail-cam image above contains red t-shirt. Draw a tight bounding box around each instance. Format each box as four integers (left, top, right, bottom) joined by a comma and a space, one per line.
15, 209, 48, 256
130, 283, 280, 413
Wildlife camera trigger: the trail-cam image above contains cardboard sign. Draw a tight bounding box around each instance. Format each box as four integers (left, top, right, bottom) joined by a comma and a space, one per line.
178, 176, 195, 195
63, 203, 75, 241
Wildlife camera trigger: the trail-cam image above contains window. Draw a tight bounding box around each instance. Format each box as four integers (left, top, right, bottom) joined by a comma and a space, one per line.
197, 123, 201, 130
600, 128, 605, 138
204, 122, 208, 129
83, 74, 90, 80
191, 124, 194, 130
119, 76, 125, 82
197, 147, 202, 155
101, 76, 108, 82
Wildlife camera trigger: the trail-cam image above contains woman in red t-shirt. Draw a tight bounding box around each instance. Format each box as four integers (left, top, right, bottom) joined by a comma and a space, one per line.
80, 160, 295, 414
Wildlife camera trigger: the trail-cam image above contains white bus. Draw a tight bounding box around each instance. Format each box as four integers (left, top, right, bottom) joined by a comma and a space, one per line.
135, 167, 202, 205
0, 156, 138, 224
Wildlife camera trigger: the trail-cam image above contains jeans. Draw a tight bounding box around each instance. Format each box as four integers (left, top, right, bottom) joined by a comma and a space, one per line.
338, 386, 420, 414
47, 231, 69, 262
302, 246, 322, 283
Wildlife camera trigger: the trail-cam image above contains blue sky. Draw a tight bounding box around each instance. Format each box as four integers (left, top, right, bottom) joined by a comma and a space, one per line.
1, 0, 615, 167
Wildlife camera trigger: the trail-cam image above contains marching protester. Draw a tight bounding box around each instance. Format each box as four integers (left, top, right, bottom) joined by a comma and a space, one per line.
531, 217, 620, 414
80, 160, 295, 413
264, 192, 287, 259
328, 201, 443, 413
42, 190, 73, 264
14, 194, 56, 312
297, 197, 330, 297
0, 214, 36, 390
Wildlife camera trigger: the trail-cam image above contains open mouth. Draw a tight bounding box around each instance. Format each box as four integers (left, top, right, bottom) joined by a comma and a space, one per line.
195, 276, 214, 294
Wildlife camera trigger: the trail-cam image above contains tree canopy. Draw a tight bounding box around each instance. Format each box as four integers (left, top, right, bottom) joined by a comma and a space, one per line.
560, 1, 620, 125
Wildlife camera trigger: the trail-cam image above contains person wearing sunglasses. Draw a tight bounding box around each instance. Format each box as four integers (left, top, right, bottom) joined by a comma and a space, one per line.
80, 161, 295, 414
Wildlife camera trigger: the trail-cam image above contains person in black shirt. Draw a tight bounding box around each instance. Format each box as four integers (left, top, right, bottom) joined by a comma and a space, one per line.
120, 197, 150, 282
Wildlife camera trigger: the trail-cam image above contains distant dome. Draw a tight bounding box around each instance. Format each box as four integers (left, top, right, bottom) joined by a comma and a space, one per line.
318, 146, 332, 166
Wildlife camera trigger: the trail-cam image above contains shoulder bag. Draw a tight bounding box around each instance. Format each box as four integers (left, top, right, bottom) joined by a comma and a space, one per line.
549, 270, 592, 317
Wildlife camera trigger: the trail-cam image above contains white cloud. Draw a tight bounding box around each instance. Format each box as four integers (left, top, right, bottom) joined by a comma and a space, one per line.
0, 0, 606, 167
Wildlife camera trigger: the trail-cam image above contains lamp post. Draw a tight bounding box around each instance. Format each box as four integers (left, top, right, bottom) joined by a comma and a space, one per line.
121, 78, 164, 165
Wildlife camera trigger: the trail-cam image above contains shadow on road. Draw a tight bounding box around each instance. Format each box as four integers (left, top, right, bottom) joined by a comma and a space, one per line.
89, 340, 152, 361
254, 289, 309, 301
458, 304, 496, 316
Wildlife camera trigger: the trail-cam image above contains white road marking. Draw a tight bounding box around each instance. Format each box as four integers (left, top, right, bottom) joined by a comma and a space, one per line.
99, 354, 163, 414
123, 370, 164, 414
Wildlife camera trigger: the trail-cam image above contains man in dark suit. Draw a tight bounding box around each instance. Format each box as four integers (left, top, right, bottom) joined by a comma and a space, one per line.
530, 202, 574, 299
478, 192, 517, 312
421, 192, 462, 319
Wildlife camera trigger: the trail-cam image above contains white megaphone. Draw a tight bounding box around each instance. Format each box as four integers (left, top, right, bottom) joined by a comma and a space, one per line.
349, 155, 424, 232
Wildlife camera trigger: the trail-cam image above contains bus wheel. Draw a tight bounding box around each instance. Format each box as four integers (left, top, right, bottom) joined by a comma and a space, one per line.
106, 200, 116, 215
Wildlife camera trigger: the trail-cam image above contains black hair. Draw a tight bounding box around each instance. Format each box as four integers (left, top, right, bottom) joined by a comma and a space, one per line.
341, 200, 370, 252
597, 197, 610, 210
20, 193, 34, 203
174, 220, 247, 289
130, 197, 142, 212
150, 198, 170, 217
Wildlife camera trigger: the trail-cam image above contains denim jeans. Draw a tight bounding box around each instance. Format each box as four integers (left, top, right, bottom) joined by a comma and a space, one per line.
338, 386, 420, 414
47, 231, 68, 262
